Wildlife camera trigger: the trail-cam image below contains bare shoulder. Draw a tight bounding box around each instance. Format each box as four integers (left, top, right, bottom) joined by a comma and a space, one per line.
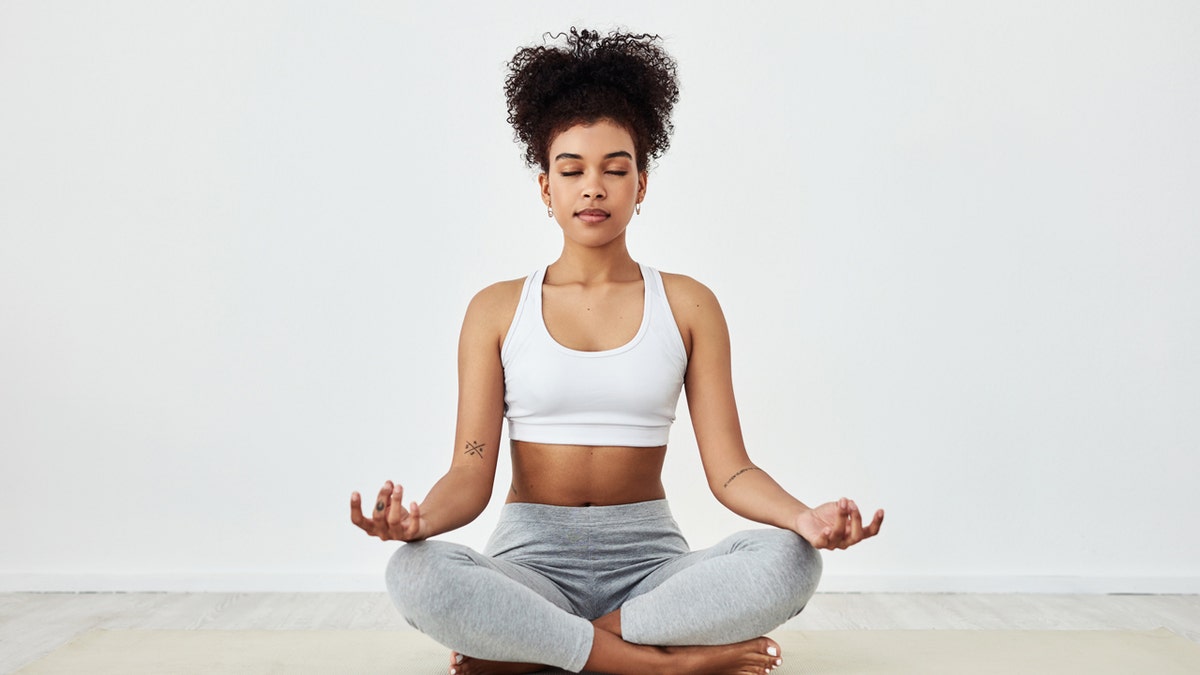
462, 277, 527, 345
659, 272, 729, 358
468, 277, 525, 315
660, 271, 724, 316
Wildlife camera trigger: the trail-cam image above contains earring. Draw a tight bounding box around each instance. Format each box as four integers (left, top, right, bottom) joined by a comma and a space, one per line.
547, 205, 554, 218
635, 202, 642, 215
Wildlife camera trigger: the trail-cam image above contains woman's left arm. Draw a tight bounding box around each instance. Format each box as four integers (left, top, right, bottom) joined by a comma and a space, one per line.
666, 275, 883, 550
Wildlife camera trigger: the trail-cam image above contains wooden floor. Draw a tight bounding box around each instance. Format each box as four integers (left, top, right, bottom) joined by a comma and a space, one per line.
2, 592, 1198, 673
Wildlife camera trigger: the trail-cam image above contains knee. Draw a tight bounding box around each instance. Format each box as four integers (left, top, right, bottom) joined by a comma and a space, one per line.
741, 529, 823, 616
385, 540, 469, 629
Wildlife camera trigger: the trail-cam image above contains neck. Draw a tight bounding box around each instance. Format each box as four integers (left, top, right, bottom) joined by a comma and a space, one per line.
551, 236, 639, 283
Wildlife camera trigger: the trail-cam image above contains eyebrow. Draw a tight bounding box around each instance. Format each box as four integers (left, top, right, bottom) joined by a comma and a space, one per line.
553, 151, 634, 162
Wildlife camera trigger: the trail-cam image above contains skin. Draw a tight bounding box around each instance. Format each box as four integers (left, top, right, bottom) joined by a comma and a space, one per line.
351, 119, 884, 675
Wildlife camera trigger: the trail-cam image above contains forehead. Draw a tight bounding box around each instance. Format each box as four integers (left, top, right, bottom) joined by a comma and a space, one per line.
548, 120, 636, 159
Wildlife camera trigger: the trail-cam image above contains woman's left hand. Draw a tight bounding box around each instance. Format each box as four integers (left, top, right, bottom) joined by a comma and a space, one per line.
793, 498, 884, 550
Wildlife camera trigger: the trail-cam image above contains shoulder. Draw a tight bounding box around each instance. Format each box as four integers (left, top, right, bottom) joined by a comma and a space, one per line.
465, 276, 526, 328
458, 273, 530, 348
659, 271, 724, 315
658, 271, 729, 357
468, 277, 526, 315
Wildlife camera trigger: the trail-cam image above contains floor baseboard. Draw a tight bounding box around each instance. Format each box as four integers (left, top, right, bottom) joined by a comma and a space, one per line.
3, 573, 1197, 594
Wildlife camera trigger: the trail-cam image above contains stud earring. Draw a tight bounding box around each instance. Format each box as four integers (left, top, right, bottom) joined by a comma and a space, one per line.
635, 202, 642, 215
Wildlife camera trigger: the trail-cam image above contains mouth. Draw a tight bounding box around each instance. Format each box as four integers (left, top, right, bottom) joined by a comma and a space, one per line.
575, 208, 610, 223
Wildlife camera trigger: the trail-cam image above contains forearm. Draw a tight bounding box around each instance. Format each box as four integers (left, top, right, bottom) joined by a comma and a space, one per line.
712, 466, 810, 531
415, 465, 493, 538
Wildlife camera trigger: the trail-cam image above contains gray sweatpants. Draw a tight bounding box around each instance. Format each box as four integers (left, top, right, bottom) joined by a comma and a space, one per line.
386, 499, 821, 673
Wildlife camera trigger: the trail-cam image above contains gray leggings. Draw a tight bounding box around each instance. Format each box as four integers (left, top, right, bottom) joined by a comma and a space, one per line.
386, 499, 821, 673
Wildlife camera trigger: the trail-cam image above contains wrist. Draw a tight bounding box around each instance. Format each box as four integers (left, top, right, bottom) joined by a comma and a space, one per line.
788, 503, 812, 532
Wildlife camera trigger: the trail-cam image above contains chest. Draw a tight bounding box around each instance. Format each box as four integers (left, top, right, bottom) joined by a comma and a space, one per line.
540, 281, 645, 352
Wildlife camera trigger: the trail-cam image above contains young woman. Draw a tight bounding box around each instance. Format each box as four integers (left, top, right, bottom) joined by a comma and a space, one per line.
351, 29, 883, 675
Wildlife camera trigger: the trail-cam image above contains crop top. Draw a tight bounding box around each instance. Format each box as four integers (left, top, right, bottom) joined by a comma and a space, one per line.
501, 264, 688, 447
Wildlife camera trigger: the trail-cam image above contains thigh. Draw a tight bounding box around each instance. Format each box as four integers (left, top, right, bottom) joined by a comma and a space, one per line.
618, 528, 823, 645
386, 540, 594, 670
621, 528, 786, 601
388, 539, 576, 615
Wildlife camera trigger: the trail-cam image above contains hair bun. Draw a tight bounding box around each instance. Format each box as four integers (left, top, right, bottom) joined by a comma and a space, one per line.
505, 28, 680, 171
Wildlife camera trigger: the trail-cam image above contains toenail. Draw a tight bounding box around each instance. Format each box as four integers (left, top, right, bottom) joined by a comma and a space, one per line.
776, 658, 783, 665
455, 654, 464, 664
767, 645, 778, 656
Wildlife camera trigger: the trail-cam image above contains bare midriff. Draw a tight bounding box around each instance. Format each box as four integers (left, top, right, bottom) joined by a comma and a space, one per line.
507, 441, 668, 506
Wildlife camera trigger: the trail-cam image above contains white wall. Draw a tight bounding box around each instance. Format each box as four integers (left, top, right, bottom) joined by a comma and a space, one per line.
1, 0, 1197, 593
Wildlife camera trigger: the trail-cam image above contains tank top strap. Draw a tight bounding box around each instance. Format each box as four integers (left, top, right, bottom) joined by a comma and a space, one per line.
501, 267, 547, 362
641, 264, 688, 362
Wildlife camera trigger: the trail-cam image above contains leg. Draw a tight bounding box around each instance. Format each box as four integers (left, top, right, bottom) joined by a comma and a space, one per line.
457, 624, 784, 675
618, 528, 823, 646
386, 540, 593, 672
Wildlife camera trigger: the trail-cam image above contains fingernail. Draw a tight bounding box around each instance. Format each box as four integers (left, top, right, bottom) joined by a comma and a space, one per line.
767, 645, 778, 656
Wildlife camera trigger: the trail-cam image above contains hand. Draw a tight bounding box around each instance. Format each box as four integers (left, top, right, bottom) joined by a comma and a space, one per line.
350, 480, 427, 542
793, 497, 883, 550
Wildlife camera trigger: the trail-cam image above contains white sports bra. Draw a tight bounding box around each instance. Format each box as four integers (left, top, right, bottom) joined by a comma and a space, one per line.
501, 264, 688, 447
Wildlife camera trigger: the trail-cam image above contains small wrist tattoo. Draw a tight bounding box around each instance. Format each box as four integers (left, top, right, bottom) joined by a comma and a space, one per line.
464, 441, 486, 458
723, 466, 762, 488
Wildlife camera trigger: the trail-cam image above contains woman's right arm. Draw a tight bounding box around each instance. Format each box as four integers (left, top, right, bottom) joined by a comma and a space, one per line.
350, 281, 516, 541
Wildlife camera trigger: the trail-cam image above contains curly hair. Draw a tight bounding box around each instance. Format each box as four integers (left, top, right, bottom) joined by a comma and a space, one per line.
504, 28, 680, 172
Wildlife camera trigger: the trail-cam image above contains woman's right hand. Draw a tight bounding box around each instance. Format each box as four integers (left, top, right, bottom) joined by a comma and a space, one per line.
350, 480, 428, 542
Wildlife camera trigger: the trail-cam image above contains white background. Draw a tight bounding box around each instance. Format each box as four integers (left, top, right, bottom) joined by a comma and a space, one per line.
2, 1, 1197, 593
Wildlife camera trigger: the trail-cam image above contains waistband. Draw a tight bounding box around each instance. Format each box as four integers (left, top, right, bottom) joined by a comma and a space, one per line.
497, 499, 674, 525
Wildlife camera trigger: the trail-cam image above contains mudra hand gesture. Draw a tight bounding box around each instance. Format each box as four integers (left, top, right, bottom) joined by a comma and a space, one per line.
350, 480, 427, 542
793, 497, 884, 550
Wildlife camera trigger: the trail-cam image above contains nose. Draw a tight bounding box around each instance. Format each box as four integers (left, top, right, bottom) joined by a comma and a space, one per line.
582, 175, 606, 200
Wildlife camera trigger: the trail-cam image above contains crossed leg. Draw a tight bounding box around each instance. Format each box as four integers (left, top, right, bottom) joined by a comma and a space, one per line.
404, 529, 818, 674
451, 612, 784, 675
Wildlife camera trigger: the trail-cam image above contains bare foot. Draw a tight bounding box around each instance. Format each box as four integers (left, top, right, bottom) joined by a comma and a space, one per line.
662, 636, 783, 675
449, 634, 783, 675
584, 629, 783, 675
448, 651, 546, 675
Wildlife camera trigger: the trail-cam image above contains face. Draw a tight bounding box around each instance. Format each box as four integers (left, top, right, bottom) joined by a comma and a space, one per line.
538, 119, 647, 249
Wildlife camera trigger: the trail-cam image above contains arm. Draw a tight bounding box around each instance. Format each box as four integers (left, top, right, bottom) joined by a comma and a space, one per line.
666, 275, 883, 548
351, 282, 514, 541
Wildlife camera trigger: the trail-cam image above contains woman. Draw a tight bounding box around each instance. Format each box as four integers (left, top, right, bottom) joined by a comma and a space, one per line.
351, 28, 883, 675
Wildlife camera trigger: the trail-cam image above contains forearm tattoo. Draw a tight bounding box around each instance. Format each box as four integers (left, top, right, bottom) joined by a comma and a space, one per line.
464, 441, 486, 458
723, 466, 762, 488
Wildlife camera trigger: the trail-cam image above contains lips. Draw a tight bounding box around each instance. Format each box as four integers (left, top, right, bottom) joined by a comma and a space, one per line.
575, 208, 610, 223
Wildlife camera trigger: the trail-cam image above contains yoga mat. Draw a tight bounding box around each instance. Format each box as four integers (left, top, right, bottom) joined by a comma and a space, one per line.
16, 628, 1200, 674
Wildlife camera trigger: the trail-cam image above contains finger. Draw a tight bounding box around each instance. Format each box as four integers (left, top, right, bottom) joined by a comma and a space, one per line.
841, 499, 856, 545
405, 501, 422, 539
847, 501, 864, 544
864, 509, 885, 537
829, 501, 849, 547
819, 527, 834, 549
349, 492, 376, 534
372, 481, 394, 526
385, 485, 406, 526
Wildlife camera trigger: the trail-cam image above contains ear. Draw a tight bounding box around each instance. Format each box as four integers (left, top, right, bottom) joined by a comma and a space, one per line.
637, 170, 648, 203
537, 172, 551, 205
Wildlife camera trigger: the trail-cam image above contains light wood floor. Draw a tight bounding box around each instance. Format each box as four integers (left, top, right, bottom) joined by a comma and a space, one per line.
2, 592, 1198, 673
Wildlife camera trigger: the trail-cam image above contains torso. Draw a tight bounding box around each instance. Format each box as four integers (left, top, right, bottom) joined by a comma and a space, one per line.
494, 263, 693, 507
507, 442, 667, 506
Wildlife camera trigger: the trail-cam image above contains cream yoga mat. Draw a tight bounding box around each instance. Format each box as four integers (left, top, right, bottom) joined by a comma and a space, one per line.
16, 628, 1200, 674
